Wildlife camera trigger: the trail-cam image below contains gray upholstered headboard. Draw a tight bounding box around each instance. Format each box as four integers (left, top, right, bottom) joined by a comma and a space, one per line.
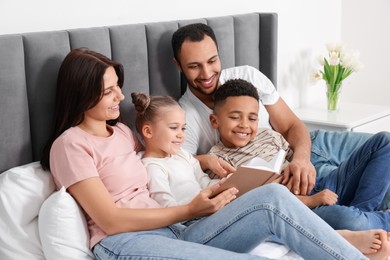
0, 12, 277, 173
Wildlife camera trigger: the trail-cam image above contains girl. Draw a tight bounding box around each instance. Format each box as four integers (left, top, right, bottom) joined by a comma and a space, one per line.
132, 93, 220, 207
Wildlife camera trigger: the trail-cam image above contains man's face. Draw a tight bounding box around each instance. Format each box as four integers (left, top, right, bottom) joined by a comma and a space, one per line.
176, 35, 222, 98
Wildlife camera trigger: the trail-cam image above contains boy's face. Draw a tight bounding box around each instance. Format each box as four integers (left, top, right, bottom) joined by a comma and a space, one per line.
175, 35, 222, 98
210, 96, 259, 148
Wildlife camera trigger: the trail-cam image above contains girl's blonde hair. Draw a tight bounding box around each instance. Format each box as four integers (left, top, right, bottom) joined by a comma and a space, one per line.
131, 92, 179, 136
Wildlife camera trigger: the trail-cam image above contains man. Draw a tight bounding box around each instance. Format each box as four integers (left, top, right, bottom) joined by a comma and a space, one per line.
171, 23, 372, 196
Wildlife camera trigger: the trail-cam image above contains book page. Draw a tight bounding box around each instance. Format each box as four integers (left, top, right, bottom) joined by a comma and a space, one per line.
244, 157, 273, 171
244, 149, 286, 173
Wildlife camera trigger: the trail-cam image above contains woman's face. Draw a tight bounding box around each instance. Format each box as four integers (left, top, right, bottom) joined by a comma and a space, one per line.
84, 66, 125, 123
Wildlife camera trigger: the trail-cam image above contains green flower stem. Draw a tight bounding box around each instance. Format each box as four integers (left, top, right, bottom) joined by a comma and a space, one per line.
327, 91, 341, 111
326, 82, 342, 111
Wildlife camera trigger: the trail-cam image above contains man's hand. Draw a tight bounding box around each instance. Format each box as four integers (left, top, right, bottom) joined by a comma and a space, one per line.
265, 98, 315, 195
196, 154, 236, 178
281, 159, 316, 195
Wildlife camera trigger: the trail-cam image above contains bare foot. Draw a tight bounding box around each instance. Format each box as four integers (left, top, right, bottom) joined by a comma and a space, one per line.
366, 231, 390, 260
337, 229, 382, 255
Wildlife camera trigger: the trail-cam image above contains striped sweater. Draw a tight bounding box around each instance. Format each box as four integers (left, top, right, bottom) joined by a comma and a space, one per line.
207, 128, 293, 179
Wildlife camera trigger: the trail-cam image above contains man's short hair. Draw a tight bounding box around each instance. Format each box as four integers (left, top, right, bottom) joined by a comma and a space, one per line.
171, 23, 218, 62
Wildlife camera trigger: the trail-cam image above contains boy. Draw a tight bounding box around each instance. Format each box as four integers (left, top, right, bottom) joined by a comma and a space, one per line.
208, 78, 336, 208
208, 78, 390, 234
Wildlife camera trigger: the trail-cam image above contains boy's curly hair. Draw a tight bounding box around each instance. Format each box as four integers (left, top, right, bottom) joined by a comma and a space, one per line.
214, 79, 259, 110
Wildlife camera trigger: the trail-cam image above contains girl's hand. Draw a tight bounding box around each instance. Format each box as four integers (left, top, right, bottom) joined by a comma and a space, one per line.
187, 183, 238, 217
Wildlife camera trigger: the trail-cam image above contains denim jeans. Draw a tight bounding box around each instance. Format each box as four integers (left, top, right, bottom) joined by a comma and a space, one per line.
310, 129, 390, 210
311, 132, 390, 230
310, 130, 373, 178
93, 184, 366, 260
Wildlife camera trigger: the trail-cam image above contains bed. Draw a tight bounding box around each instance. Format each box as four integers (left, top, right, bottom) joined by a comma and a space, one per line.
0, 13, 302, 259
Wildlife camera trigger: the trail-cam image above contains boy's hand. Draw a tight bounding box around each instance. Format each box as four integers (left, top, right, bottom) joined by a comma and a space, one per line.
312, 189, 338, 206
297, 189, 338, 208
196, 154, 236, 178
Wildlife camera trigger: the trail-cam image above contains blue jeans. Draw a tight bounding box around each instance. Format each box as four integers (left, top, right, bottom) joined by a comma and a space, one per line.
310, 129, 390, 210
311, 132, 390, 230
310, 130, 373, 178
93, 184, 366, 260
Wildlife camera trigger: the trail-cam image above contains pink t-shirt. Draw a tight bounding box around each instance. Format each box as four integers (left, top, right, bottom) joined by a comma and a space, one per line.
50, 123, 161, 248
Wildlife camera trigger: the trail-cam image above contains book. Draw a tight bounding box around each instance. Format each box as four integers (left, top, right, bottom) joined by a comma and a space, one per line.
210, 149, 286, 198
243, 149, 286, 173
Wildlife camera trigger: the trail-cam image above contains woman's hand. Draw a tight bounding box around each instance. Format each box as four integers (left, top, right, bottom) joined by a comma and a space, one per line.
187, 183, 238, 217
69, 177, 237, 234
196, 154, 236, 178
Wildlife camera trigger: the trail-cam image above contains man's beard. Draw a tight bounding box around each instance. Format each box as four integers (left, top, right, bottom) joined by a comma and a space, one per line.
181, 72, 220, 97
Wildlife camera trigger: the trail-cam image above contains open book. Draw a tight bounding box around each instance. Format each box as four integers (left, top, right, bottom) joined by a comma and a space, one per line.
211, 149, 286, 198
243, 149, 286, 173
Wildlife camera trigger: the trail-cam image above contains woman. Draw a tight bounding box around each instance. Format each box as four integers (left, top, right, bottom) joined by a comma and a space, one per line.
40, 48, 388, 259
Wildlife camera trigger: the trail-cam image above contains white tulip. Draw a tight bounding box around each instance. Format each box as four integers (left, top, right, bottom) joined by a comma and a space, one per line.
341, 50, 361, 69
326, 42, 345, 53
328, 51, 340, 66
312, 42, 363, 90
351, 60, 364, 72
318, 55, 325, 66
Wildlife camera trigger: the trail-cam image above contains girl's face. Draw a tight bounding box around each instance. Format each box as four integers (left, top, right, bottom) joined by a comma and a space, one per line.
145, 105, 186, 157
83, 66, 125, 124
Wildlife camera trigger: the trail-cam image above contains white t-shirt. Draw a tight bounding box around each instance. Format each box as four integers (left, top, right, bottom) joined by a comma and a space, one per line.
142, 148, 219, 207
179, 65, 279, 155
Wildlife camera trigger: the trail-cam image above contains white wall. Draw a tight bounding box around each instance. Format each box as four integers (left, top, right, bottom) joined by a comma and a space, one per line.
1, 0, 387, 108
342, 0, 390, 106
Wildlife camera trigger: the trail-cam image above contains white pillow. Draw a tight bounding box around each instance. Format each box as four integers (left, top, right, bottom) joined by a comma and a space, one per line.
250, 241, 303, 259
0, 162, 55, 260
39, 186, 95, 260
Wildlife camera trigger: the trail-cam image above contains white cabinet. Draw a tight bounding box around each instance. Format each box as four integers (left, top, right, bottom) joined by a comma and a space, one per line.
293, 103, 390, 133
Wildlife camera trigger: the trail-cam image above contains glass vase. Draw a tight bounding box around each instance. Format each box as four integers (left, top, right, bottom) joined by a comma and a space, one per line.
326, 83, 342, 111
